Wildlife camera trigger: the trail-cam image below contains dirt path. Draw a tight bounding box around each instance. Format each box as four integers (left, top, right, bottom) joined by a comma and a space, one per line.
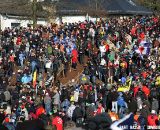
58, 46, 98, 85
58, 56, 88, 85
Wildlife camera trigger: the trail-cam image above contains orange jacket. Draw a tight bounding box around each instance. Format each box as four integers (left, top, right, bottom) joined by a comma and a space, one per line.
36, 106, 45, 117
109, 112, 119, 121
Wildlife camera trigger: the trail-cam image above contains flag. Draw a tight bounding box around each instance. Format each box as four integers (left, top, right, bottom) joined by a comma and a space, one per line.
110, 113, 134, 130
86, 13, 89, 21
45, 76, 54, 87
135, 41, 151, 55
118, 78, 132, 92
33, 70, 37, 88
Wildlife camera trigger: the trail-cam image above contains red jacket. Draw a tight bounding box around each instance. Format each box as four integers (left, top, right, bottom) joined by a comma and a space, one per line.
139, 32, 145, 41
141, 72, 148, 79
16, 37, 22, 45
72, 49, 78, 63
36, 106, 45, 117
142, 86, 150, 97
148, 114, 158, 126
96, 106, 104, 114
131, 27, 136, 36
133, 86, 140, 97
10, 55, 14, 62
105, 44, 109, 52
52, 116, 63, 130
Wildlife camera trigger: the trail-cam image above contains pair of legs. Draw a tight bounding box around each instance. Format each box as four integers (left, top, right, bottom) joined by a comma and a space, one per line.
112, 101, 118, 113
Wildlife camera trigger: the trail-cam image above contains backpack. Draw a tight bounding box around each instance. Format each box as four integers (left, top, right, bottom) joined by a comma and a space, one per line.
76, 118, 83, 127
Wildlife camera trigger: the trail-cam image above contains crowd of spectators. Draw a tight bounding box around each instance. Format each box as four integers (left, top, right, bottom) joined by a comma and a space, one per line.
0, 16, 159, 130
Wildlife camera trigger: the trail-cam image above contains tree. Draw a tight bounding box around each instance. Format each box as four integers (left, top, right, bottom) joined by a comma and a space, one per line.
42, 0, 59, 23
0, 0, 58, 28
32, 0, 38, 28
136, 0, 160, 12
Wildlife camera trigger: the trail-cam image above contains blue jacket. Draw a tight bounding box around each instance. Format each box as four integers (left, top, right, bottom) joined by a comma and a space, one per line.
21, 74, 32, 84
121, 77, 126, 84
61, 99, 70, 111
19, 53, 25, 61
117, 96, 126, 108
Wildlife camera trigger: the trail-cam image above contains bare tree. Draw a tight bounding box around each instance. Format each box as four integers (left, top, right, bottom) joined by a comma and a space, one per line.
81, 0, 107, 19
0, 0, 58, 27
42, 0, 59, 23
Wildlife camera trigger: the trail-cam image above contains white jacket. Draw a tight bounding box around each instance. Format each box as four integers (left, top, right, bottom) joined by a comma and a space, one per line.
99, 45, 106, 53
5, 106, 11, 115
74, 90, 79, 102
100, 58, 106, 66
45, 61, 52, 69
67, 104, 76, 118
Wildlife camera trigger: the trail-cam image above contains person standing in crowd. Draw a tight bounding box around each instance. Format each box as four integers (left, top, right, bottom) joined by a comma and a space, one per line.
71, 48, 78, 70
44, 93, 52, 115
72, 103, 84, 127
52, 113, 63, 130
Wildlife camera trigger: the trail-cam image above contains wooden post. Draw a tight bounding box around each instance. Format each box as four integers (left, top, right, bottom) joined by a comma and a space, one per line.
95, 0, 98, 21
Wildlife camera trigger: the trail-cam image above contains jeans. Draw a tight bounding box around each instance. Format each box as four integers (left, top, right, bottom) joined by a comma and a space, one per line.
91, 36, 95, 46
72, 62, 77, 69
45, 104, 51, 115
88, 50, 91, 57
4, 123, 15, 130
100, 52, 105, 57
99, 72, 103, 81
119, 106, 126, 119
20, 59, 24, 67
91, 75, 96, 84
112, 101, 118, 113
79, 54, 84, 64
31, 65, 36, 73
102, 96, 107, 109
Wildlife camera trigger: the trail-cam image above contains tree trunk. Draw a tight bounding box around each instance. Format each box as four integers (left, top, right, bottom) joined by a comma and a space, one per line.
32, 0, 37, 28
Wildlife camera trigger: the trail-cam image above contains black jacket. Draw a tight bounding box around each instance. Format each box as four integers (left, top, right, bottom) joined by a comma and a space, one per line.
128, 99, 138, 113
16, 119, 45, 130
87, 113, 112, 130
72, 106, 84, 122
110, 91, 118, 102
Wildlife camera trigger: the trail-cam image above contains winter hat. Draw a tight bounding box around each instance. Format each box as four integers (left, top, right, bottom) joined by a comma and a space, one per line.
151, 110, 156, 114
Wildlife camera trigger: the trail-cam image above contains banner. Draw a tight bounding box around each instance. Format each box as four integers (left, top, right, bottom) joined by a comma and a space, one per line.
118, 78, 132, 92
110, 113, 134, 130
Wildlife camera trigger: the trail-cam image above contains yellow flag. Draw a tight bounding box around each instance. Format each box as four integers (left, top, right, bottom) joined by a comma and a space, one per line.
33, 70, 37, 88
118, 78, 132, 92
